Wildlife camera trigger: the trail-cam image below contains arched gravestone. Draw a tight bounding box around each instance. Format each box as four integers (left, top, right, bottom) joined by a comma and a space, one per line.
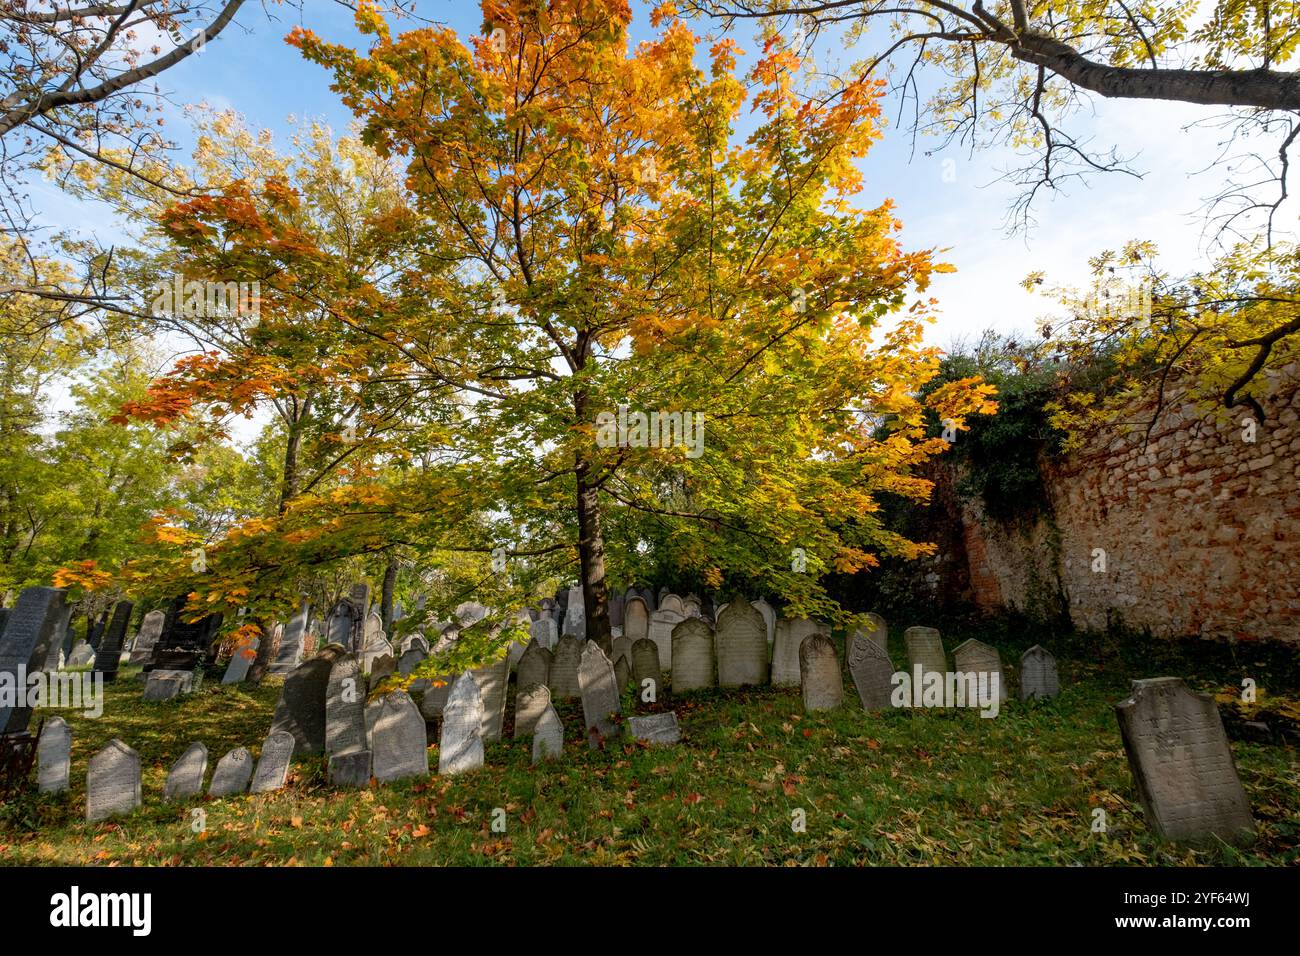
772, 618, 827, 688
439, 672, 484, 775
516, 639, 552, 691
164, 742, 208, 801
270, 643, 349, 754
716, 601, 769, 688
369, 691, 428, 784
647, 608, 684, 670
86, 739, 140, 822
670, 617, 715, 693
952, 639, 1007, 701
1019, 645, 1060, 700
549, 635, 583, 700
251, 732, 295, 794
38, 716, 72, 794
326, 655, 366, 757
209, 747, 254, 797
630, 638, 662, 702
622, 597, 650, 643
1115, 677, 1255, 846
752, 598, 777, 646
849, 635, 896, 711
904, 627, 947, 681
514, 683, 552, 740
800, 632, 843, 712
578, 642, 621, 750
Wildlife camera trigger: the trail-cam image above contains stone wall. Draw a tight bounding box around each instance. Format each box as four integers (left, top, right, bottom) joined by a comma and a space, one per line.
941, 367, 1300, 644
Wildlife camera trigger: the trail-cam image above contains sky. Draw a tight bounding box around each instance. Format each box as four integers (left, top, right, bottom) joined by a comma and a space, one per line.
26, 0, 1285, 431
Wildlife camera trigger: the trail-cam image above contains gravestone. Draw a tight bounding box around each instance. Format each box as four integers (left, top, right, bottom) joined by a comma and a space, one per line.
439, 672, 485, 775
0, 586, 67, 734
1115, 677, 1255, 845
773, 618, 826, 688
66, 642, 96, 668
326, 655, 367, 756
628, 712, 681, 746
37, 716, 71, 794
208, 747, 254, 797
369, 691, 428, 783
164, 742, 208, 801
647, 609, 684, 670
532, 704, 563, 764
549, 635, 582, 700
529, 616, 558, 651
142, 668, 193, 700
623, 597, 649, 643
671, 617, 715, 692
128, 610, 167, 665
221, 636, 259, 684
630, 638, 662, 702
752, 598, 777, 646
517, 639, 552, 691
904, 627, 947, 680
849, 635, 896, 710
716, 601, 769, 688
578, 642, 621, 750
614, 654, 631, 691
1020, 645, 1060, 700
269, 644, 348, 754
952, 638, 1007, 701
471, 659, 509, 742
86, 739, 141, 822
91, 600, 133, 682
268, 600, 310, 675
250, 731, 295, 794
800, 632, 843, 712
329, 749, 372, 788
513, 683, 552, 740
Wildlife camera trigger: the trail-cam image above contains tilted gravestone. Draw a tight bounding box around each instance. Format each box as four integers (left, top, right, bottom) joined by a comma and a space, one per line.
628, 712, 681, 746
671, 617, 715, 693
1115, 677, 1255, 846
86, 739, 141, 822
630, 638, 662, 703
773, 618, 826, 688
952, 638, 1007, 701
91, 600, 134, 682
250, 731, 295, 794
164, 742, 208, 801
268, 600, 310, 675
514, 683, 552, 740
549, 635, 582, 700
221, 636, 259, 685
208, 747, 254, 797
647, 609, 684, 669
439, 672, 485, 775
37, 716, 72, 794
622, 597, 650, 644
904, 627, 947, 681
800, 632, 843, 712
127, 609, 166, 665
532, 704, 563, 765
0, 586, 67, 734
517, 640, 552, 691
471, 659, 509, 742
326, 655, 367, 757
269, 643, 349, 755
369, 691, 428, 784
849, 634, 896, 711
579, 642, 621, 750
1019, 645, 1060, 700
716, 601, 770, 688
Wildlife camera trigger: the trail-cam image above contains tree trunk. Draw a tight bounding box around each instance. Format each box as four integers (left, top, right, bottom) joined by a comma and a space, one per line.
380, 551, 398, 632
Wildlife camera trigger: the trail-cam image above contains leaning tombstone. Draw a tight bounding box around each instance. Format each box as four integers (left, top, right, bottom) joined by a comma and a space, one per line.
164, 742, 208, 801
86, 739, 141, 822
904, 626, 947, 681
369, 691, 429, 784
800, 632, 843, 712
532, 704, 563, 765
250, 731, 295, 794
849, 636, 896, 711
773, 618, 826, 688
952, 638, 1007, 701
208, 747, 254, 797
439, 672, 485, 775
671, 617, 716, 693
716, 601, 769, 688
1019, 645, 1060, 700
578, 642, 621, 750
37, 716, 72, 794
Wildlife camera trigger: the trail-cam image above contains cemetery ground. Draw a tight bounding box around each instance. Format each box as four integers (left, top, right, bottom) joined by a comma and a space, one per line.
5, 618, 1297, 867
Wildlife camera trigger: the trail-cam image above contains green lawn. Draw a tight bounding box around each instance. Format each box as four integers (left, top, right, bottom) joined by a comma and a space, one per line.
3, 627, 1297, 866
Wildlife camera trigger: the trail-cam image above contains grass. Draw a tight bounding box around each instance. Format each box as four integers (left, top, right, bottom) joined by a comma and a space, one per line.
2, 625, 1297, 866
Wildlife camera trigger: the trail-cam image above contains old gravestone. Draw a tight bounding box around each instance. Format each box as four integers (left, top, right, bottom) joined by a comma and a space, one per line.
630, 638, 662, 702
37, 716, 72, 794
91, 600, 134, 682
952, 638, 1007, 701
904, 626, 947, 681
549, 635, 583, 700
716, 601, 770, 688
532, 704, 563, 764
613, 654, 631, 691
369, 691, 428, 784
579, 642, 621, 750
800, 632, 844, 712
325, 655, 367, 757
268, 600, 310, 675
849, 634, 896, 710
1115, 677, 1255, 845
628, 712, 681, 746
529, 616, 558, 651
670, 617, 715, 693
164, 742, 208, 801
127, 609, 166, 665
517, 639, 552, 691
622, 596, 650, 643
647, 608, 684, 670
221, 636, 259, 684
1020, 645, 1060, 700
209, 747, 254, 797
0, 586, 67, 734
269, 643, 349, 754
439, 672, 485, 775
86, 739, 141, 822
250, 731, 295, 794
773, 618, 826, 688
471, 659, 509, 742
513, 682, 552, 740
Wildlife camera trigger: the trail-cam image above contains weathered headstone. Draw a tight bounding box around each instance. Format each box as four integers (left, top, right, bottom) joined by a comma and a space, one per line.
773, 618, 826, 687
630, 638, 662, 702
91, 600, 134, 682
164, 742, 208, 801
127, 609, 163, 664
670, 617, 715, 692
513, 683, 552, 740
532, 704, 563, 764
325, 655, 366, 756
37, 716, 71, 794
369, 691, 428, 784
517, 639, 552, 691
647, 609, 684, 670
221, 636, 259, 684
86, 739, 141, 822
952, 638, 1007, 701
800, 632, 843, 712
268, 600, 310, 675
1019, 645, 1060, 700
904, 626, 947, 681
471, 659, 509, 742
623, 596, 650, 643
269, 644, 348, 754
0, 586, 67, 734
208, 747, 254, 797
578, 642, 621, 750
549, 635, 582, 700
66, 641, 95, 667
716, 601, 769, 688
438, 672, 484, 775
250, 731, 295, 794
849, 634, 895, 710
142, 668, 193, 700
628, 712, 681, 746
